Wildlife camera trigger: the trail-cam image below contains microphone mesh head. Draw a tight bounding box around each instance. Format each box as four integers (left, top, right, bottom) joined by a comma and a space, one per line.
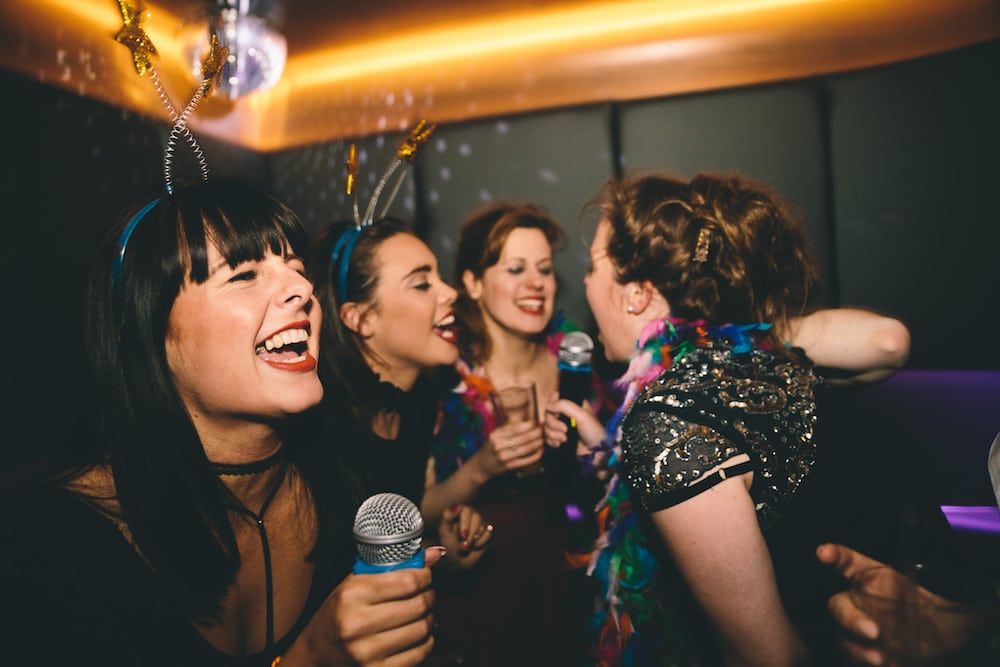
558, 331, 594, 367
353, 493, 424, 566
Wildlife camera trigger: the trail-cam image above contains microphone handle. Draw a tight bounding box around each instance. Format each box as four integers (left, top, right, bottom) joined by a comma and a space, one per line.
547, 365, 591, 474
352, 550, 426, 574
558, 365, 592, 447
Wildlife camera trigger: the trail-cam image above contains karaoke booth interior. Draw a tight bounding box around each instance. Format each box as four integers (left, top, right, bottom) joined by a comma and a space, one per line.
1, 1, 998, 574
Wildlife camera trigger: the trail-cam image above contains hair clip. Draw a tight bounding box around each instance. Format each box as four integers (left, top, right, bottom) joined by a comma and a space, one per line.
693, 227, 712, 264
111, 2, 228, 298
331, 121, 437, 303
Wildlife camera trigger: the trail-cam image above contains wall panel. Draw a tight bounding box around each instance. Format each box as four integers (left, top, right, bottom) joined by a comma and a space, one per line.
829, 41, 1000, 368
417, 107, 616, 328
619, 83, 835, 301
270, 133, 417, 239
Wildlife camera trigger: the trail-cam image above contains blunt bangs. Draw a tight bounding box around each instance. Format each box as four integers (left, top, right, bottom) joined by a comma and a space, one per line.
170, 181, 308, 285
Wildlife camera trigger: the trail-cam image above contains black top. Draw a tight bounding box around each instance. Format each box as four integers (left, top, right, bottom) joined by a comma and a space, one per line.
3, 483, 351, 666
619, 342, 823, 664
617, 341, 962, 664
621, 343, 818, 525
352, 375, 440, 506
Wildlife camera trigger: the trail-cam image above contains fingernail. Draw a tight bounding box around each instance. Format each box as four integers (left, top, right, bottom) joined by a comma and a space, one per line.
857, 619, 879, 640
430, 546, 447, 557
460, 541, 470, 550
460, 529, 469, 539
449, 504, 460, 513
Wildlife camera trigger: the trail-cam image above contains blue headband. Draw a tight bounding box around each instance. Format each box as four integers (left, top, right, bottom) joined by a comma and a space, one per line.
330, 225, 364, 304
112, 197, 162, 299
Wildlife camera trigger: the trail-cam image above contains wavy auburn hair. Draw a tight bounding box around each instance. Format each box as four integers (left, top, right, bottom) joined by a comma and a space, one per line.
453, 202, 565, 364
593, 173, 820, 341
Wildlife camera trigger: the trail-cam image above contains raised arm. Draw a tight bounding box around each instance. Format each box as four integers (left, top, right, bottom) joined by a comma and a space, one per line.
651, 463, 806, 666
784, 308, 910, 386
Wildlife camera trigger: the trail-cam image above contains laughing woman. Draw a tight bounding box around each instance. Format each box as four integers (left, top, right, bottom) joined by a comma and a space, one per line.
310, 218, 493, 566
428, 202, 596, 667
5, 181, 440, 667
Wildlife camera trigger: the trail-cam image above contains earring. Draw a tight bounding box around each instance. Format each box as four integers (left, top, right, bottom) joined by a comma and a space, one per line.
626, 305, 634, 314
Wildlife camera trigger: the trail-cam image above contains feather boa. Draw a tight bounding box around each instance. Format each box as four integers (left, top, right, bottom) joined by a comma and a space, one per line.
582, 317, 771, 666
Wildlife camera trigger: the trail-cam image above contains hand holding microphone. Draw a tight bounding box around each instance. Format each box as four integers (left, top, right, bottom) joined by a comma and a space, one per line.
288, 493, 443, 666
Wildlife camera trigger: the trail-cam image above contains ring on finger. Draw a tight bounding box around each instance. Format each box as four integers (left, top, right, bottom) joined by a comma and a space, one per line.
473, 524, 495, 542
507, 440, 516, 451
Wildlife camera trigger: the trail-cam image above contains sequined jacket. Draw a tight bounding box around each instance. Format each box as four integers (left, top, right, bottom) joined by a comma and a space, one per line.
620, 340, 819, 529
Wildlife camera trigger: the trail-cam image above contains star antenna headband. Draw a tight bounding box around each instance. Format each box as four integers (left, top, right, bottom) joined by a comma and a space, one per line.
330, 120, 437, 304
110, 1, 229, 296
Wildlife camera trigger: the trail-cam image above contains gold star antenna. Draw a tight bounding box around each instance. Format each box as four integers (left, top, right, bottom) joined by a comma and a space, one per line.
359, 120, 437, 226
112, 0, 225, 192
346, 144, 359, 197
200, 34, 230, 95
396, 120, 437, 162
114, 0, 157, 77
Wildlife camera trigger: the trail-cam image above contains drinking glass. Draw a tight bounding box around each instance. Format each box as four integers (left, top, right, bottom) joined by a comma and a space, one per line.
849, 563, 1000, 666
490, 382, 542, 476
490, 382, 538, 426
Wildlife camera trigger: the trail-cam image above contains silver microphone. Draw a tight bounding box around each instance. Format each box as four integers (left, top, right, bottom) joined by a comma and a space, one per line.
352, 492, 425, 573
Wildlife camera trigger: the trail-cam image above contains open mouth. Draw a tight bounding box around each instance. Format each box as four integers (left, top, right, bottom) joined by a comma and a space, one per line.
515, 298, 546, 315
255, 320, 317, 371
433, 313, 457, 344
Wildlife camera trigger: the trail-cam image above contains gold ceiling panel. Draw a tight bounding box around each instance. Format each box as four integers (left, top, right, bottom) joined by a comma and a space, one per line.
2, 0, 998, 151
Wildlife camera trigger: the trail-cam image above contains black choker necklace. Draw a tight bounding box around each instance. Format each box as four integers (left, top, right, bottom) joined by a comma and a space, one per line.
210, 447, 285, 476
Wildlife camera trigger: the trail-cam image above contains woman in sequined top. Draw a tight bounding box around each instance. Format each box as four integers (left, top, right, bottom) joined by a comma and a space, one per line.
578, 173, 907, 666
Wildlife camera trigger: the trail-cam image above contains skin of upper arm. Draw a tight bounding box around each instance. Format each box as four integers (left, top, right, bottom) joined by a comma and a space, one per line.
650, 467, 806, 667
783, 308, 910, 385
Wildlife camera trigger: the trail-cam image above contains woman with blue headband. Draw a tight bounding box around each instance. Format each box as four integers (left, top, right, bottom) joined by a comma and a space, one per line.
5, 180, 443, 666
308, 125, 494, 584
310, 215, 494, 567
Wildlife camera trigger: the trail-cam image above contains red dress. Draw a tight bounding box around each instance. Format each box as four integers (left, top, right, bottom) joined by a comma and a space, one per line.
429, 336, 596, 666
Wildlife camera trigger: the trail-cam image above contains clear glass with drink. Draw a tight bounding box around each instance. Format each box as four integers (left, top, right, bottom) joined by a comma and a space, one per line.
489, 382, 542, 476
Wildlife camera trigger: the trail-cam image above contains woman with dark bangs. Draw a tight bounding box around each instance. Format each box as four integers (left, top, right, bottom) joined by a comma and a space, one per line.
5, 180, 440, 666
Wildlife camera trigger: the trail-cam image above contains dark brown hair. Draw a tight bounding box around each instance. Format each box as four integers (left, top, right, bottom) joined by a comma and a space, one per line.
309, 218, 416, 429
593, 173, 820, 340
82, 179, 352, 620
453, 202, 565, 363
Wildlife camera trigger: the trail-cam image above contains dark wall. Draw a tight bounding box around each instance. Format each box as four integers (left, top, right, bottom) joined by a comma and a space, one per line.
0, 69, 266, 467
828, 45, 1000, 369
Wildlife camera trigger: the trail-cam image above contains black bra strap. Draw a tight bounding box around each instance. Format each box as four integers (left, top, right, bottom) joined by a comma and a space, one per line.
647, 459, 756, 512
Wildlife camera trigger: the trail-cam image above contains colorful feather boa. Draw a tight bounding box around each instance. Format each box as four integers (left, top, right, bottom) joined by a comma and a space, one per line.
582, 318, 771, 666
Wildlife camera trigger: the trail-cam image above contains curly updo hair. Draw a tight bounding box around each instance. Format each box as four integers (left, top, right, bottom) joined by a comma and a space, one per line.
594, 173, 820, 340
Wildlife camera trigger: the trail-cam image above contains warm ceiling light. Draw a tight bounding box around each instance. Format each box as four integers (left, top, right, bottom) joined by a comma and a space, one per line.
185, 0, 286, 99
